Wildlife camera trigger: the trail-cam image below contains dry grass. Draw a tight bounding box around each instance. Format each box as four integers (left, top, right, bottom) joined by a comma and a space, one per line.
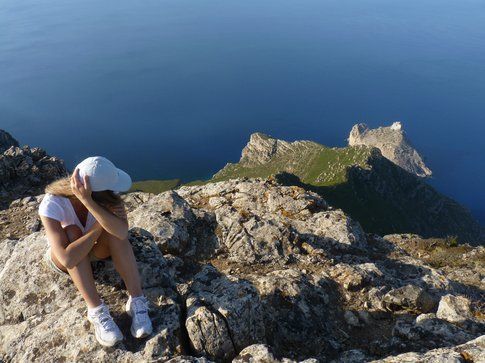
390, 236, 484, 269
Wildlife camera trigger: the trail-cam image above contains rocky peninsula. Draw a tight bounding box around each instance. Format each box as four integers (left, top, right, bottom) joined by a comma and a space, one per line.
213, 125, 481, 243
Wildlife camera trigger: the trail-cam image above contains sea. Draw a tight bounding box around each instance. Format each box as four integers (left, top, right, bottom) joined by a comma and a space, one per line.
1, 0, 484, 223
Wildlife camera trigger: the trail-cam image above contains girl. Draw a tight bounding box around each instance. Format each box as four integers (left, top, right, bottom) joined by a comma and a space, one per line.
39, 156, 152, 347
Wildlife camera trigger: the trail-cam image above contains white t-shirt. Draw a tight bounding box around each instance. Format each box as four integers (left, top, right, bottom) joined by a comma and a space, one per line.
38, 193, 97, 234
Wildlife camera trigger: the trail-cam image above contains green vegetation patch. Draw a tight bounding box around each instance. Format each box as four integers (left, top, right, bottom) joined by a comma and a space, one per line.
130, 179, 181, 194
213, 144, 373, 187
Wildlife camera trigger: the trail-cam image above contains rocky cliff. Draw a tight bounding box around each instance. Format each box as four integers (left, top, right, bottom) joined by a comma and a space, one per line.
0, 130, 19, 154
1, 179, 484, 362
0, 129, 67, 210
348, 122, 432, 178
0, 130, 484, 362
213, 131, 481, 243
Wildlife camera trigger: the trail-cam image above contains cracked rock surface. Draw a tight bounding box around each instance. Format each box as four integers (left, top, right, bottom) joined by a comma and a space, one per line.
1, 179, 484, 362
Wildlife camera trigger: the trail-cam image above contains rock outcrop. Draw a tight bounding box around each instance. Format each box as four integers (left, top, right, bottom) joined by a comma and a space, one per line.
212, 131, 481, 243
0, 129, 67, 209
240, 132, 319, 165
0, 130, 19, 153
1, 178, 484, 362
348, 122, 432, 178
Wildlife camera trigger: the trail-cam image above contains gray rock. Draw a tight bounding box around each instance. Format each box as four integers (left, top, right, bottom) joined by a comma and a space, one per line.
344, 311, 361, 327
332, 349, 368, 363
393, 316, 474, 347
185, 265, 265, 361
0, 129, 19, 153
233, 344, 291, 363
0, 230, 183, 361
1, 177, 484, 362
238, 132, 317, 166
415, 313, 437, 324
178, 179, 366, 264
370, 335, 485, 362
248, 269, 339, 361
128, 191, 218, 258
166, 357, 214, 363
383, 284, 437, 313
0, 143, 67, 208
436, 294, 473, 324
128, 191, 194, 255
348, 122, 432, 178
122, 191, 155, 211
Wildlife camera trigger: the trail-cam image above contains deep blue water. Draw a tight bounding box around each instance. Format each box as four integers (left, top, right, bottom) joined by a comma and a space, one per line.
1, 0, 484, 223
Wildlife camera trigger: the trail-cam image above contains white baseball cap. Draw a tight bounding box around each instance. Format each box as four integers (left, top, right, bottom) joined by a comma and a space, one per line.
75, 156, 132, 192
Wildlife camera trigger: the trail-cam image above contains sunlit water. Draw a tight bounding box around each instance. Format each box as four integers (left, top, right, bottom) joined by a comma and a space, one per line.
1, 0, 484, 223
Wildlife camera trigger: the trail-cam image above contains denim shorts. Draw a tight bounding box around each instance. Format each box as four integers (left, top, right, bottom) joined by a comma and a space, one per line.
44, 247, 68, 275
44, 247, 103, 275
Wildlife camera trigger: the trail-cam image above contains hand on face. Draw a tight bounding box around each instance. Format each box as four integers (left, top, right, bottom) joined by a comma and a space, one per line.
71, 168, 92, 203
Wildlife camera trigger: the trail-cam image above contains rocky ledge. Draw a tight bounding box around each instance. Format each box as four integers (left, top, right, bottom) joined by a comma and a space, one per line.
0, 130, 67, 209
1, 178, 484, 362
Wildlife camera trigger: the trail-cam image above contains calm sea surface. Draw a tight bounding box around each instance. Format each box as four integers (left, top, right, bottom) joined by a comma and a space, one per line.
1, 0, 484, 223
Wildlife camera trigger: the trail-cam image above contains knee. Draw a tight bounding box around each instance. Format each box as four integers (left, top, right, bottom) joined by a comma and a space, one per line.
63, 225, 83, 243
101, 230, 130, 246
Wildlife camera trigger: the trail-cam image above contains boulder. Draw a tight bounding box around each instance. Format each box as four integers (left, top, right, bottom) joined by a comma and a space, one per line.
383, 284, 437, 313
128, 191, 218, 257
248, 269, 341, 361
232, 344, 281, 363
185, 265, 265, 361
436, 294, 472, 324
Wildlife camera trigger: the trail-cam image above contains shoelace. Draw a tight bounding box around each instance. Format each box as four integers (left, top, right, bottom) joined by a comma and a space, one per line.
96, 308, 118, 331
132, 298, 149, 324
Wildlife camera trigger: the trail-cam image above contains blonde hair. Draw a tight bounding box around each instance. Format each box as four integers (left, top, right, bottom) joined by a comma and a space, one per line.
45, 177, 73, 197
45, 176, 122, 208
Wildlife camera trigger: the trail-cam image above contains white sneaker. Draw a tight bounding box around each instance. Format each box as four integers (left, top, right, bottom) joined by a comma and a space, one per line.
125, 295, 153, 338
87, 303, 124, 347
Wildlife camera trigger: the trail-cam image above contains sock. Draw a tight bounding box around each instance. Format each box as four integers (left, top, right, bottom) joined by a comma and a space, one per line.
88, 301, 105, 315
130, 295, 145, 302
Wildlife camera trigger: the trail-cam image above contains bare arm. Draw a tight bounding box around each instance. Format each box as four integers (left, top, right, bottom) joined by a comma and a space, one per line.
83, 199, 128, 240
71, 168, 128, 240
41, 216, 103, 269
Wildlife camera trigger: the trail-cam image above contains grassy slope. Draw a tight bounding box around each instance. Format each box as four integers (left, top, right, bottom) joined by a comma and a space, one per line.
213, 143, 373, 187
130, 179, 181, 194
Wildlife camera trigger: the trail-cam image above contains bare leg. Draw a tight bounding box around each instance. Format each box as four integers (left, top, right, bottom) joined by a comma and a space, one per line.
60, 225, 102, 309
93, 230, 143, 297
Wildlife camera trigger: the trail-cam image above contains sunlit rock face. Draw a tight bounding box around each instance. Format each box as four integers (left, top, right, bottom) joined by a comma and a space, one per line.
348, 122, 432, 178
1, 178, 484, 362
